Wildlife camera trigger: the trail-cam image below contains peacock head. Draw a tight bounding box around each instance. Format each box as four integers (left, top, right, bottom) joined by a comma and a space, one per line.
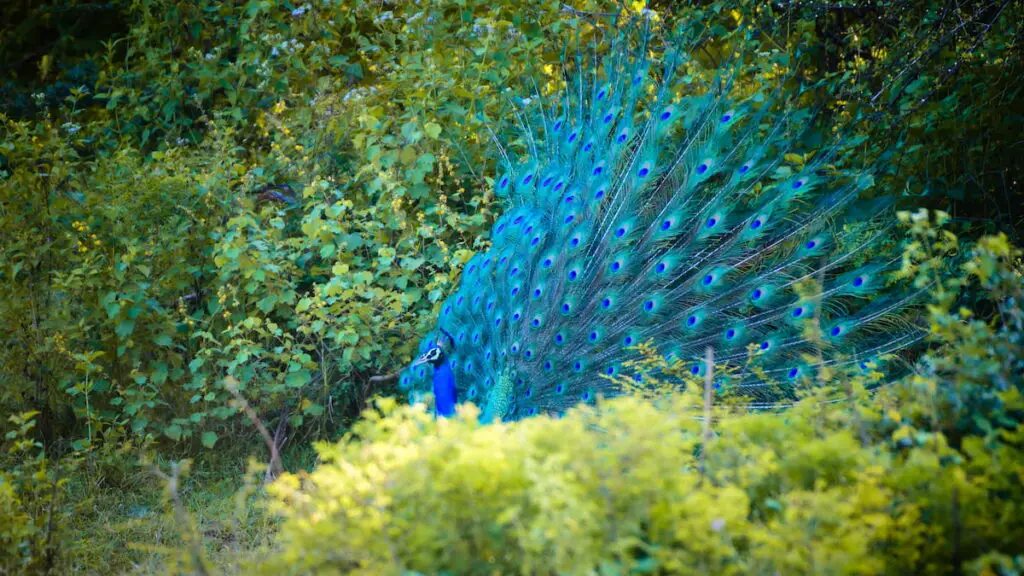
412, 328, 455, 368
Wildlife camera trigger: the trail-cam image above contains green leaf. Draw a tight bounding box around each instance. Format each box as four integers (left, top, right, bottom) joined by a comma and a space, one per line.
115, 319, 136, 338
154, 334, 173, 347
201, 431, 218, 449
424, 122, 442, 139
286, 370, 311, 388
164, 424, 182, 441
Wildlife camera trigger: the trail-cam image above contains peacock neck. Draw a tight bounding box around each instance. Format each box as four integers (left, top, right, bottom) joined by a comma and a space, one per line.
432, 362, 457, 418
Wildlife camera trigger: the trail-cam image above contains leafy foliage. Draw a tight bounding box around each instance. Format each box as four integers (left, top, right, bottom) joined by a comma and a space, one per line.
0, 0, 1022, 572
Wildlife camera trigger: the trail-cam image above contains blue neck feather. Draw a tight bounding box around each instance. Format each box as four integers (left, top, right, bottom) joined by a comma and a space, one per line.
432, 362, 457, 417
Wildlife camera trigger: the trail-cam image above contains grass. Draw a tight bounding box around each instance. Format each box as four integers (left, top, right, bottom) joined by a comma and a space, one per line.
48, 438, 323, 575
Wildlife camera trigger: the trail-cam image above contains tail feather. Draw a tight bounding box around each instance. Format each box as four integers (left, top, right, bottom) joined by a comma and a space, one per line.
401, 21, 921, 420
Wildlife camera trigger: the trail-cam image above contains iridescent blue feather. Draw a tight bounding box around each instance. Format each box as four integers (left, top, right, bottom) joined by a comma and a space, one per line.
401, 21, 922, 420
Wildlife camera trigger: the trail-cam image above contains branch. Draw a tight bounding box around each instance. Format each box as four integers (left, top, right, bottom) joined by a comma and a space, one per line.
560, 3, 616, 18
151, 462, 212, 576
224, 378, 284, 483
369, 371, 400, 387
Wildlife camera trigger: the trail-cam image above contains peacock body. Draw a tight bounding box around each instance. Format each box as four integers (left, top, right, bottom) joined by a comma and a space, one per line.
402, 22, 920, 421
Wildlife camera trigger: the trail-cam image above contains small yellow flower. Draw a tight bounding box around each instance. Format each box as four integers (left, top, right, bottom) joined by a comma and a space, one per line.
273, 100, 287, 114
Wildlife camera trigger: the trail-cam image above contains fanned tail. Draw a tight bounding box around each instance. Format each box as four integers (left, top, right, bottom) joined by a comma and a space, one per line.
401, 18, 921, 420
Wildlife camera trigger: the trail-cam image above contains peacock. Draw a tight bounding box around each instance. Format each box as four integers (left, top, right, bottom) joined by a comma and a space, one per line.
401, 20, 922, 422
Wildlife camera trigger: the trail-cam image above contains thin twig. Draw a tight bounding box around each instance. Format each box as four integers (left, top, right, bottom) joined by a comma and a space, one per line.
151, 462, 211, 576
224, 378, 284, 482
369, 371, 400, 387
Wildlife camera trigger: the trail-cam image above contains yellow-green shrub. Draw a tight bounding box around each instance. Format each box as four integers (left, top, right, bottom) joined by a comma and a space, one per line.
260, 383, 1022, 575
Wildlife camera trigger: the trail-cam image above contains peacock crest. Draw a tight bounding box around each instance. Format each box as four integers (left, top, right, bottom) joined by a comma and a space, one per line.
401, 19, 922, 420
